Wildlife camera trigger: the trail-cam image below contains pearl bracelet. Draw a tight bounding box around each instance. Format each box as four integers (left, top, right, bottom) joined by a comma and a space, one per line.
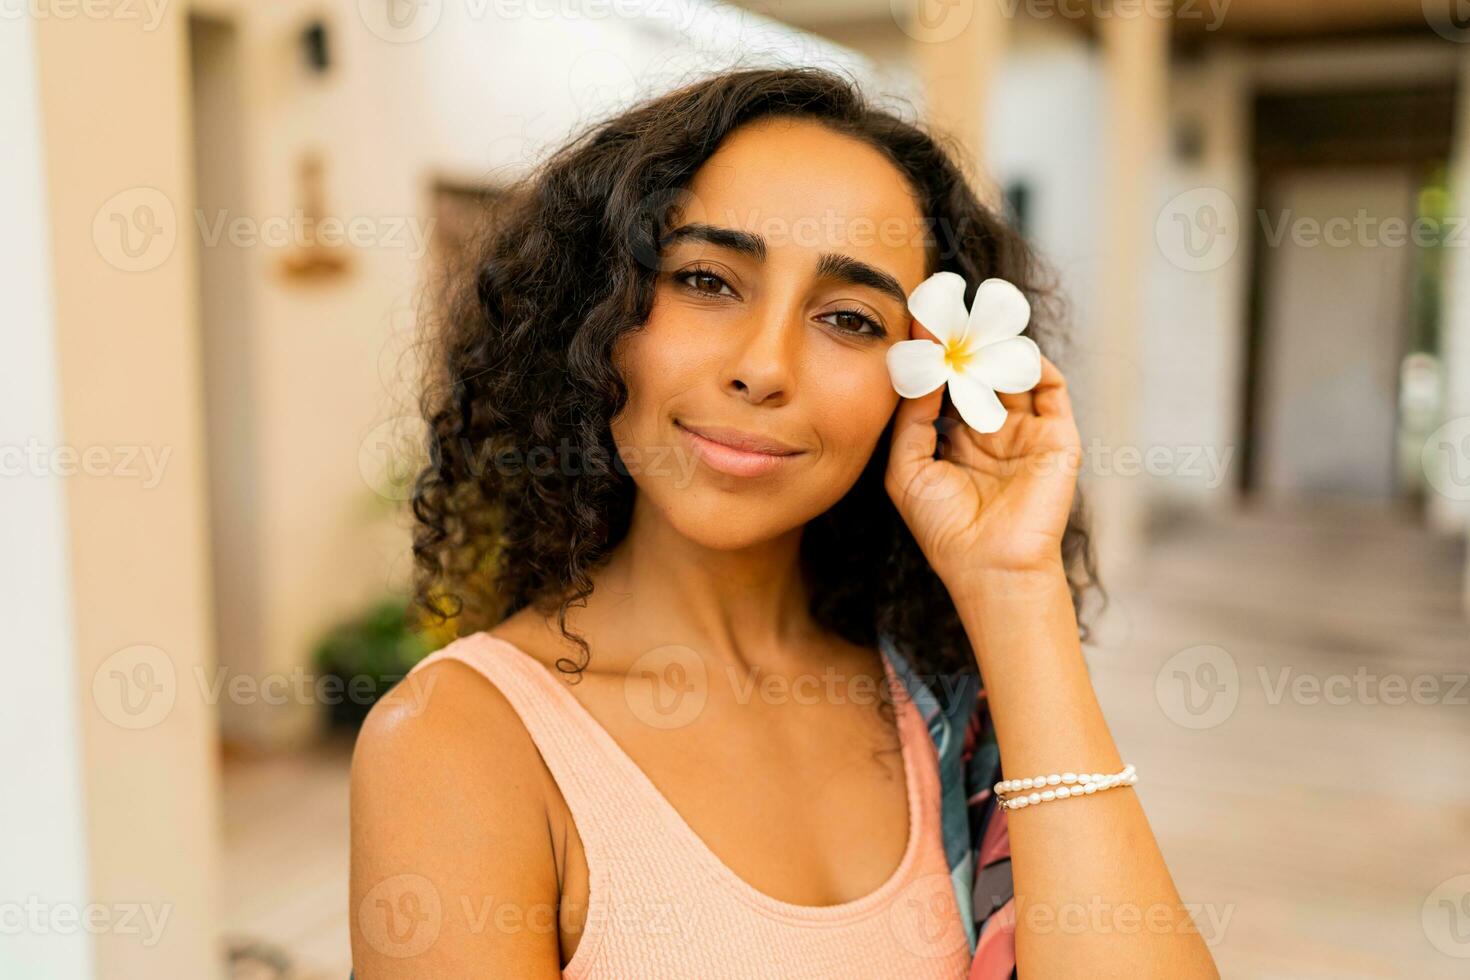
993, 764, 1137, 811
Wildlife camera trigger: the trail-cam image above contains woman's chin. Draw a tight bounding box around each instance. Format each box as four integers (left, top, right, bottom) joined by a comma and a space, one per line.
659, 500, 800, 552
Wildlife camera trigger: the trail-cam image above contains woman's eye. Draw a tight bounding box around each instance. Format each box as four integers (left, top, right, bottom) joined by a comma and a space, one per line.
673, 270, 882, 339
676, 269, 735, 297
819, 309, 883, 338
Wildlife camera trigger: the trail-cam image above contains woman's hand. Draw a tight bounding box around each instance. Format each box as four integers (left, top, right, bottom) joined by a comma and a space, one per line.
884, 321, 1082, 587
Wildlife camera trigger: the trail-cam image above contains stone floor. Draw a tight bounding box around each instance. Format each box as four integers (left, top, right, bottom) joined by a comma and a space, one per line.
222, 732, 354, 980
1085, 499, 1470, 979
221, 500, 1470, 978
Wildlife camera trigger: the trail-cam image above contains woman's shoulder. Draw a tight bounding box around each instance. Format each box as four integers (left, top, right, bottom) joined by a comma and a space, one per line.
354, 629, 543, 775
350, 627, 568, 848
350, 611, 583, 805
348, 633, 567, 973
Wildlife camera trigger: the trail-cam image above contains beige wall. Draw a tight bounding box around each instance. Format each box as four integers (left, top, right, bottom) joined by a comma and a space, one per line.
188, 0, 433, 746
35, 7, 222, 979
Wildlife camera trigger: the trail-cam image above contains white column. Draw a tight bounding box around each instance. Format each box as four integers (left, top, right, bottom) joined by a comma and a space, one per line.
1091, 6, 1170, 581
0, 12, 94, 979
906, 0, 1011, 205
33, 6, 224, 977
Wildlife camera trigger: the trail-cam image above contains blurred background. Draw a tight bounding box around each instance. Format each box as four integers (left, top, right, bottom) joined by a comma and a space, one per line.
5, 0, 1470, 977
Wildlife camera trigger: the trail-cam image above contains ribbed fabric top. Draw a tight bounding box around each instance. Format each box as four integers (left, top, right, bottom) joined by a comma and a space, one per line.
408, 632, 973, 979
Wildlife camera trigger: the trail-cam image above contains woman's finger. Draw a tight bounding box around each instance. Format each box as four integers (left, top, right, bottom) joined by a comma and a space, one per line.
887, 314, 944, 471
937, 408, 989, 469
995, 353, 1062, 417
996, 387, 1035, 416
1032, 354, 1073, 420
889, 383, 943, 473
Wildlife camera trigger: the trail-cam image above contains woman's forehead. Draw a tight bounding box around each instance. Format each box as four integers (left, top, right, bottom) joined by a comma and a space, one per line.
677, 118, 929, 284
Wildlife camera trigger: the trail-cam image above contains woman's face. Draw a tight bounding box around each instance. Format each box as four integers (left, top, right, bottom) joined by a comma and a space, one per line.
610, 116, 931, 548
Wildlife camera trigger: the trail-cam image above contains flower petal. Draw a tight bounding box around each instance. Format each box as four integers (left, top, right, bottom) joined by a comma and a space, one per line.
970, 336, 1042, 394
947, 372, 1009, 434
886, 339, 949, 398
906, 271, 969, 346
966, 278, 1032, 348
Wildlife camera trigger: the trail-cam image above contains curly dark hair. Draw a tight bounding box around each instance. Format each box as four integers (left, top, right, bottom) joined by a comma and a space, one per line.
410, 65, 1103, 706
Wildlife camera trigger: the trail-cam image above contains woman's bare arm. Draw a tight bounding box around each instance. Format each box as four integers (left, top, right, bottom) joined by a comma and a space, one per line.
886, 342, 1219, 977
953, 566, 1219, 976
349, 658, 565, 978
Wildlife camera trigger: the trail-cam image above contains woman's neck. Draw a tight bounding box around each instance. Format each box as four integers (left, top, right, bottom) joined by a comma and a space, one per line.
575, 500, 824, 678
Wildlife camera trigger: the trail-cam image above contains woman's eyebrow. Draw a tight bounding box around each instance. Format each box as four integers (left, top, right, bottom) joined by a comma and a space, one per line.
663, 222, 766, 259
814, 252, 907, 307
662, 222, 907, 306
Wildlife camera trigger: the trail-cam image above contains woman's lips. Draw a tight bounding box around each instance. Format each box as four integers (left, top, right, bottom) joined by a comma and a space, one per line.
675, 420, 805, 478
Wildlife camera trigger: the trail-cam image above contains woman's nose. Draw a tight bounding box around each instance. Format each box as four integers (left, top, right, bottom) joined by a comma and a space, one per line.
724, 303, 799, 405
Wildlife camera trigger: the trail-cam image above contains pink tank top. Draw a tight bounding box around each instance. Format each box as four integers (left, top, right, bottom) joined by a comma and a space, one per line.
409, 633, 973, 979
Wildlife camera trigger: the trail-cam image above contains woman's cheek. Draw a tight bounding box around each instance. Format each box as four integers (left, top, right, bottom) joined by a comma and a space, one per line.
613, 321, 704, 449
814, 358, 898, 452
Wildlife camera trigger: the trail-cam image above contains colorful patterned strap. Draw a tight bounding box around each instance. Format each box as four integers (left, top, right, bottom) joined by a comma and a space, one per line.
881, 636, 1018, 980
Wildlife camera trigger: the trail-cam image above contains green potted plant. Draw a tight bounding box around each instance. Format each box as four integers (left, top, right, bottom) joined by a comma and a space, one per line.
312, 596, 455, 728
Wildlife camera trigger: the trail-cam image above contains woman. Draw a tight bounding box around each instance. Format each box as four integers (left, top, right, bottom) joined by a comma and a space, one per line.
350, 67, 1219, 978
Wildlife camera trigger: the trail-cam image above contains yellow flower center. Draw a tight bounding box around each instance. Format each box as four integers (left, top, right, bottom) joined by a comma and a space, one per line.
944, 337, 976, 373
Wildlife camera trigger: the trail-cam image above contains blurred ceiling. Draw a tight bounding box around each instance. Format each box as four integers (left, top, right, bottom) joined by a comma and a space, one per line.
1172, 0, 1451, 38
732, 0, 1453, 41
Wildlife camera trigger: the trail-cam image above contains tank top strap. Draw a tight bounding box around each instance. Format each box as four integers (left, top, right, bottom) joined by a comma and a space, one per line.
404, 632, 665, 870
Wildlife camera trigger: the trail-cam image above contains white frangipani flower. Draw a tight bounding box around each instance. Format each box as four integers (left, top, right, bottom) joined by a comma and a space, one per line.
886, 272, 1042, 434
